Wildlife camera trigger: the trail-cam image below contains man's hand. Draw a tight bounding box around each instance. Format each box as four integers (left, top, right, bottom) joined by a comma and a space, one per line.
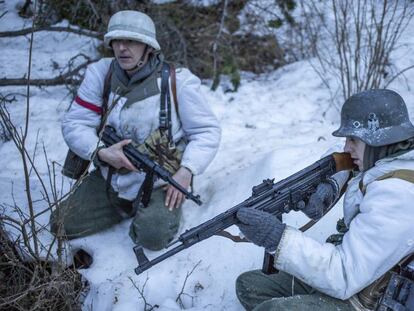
165, 166, 192, 210
298, 178, 338, 221
236, 208, 286, 252
97, 139, 137, 171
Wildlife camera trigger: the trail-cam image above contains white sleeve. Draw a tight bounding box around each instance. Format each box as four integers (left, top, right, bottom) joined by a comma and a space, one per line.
176, 69, 221, 175
274, 178, 414, 299
61, 60, 109, 160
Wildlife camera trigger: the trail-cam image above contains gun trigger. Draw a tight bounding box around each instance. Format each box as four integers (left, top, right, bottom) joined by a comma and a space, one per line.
133, 245, 149, 266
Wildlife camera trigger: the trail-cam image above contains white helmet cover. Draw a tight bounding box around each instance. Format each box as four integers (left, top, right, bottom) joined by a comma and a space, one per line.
104, 10, 161, 50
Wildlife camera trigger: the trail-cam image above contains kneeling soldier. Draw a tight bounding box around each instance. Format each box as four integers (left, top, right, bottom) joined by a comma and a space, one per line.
51, 10, 221, 251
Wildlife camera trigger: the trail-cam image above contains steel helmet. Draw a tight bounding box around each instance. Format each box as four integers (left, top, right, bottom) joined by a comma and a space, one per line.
333, 89, 414, 146
104, 10, 161, 50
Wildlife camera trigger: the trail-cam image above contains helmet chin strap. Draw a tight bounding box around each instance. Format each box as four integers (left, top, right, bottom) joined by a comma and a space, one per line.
130, 45, 149, 71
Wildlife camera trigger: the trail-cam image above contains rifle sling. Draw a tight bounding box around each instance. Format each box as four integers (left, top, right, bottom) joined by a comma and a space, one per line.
137, 171, 155, 208
215, 230, 249, 242
216, 220, 318, 244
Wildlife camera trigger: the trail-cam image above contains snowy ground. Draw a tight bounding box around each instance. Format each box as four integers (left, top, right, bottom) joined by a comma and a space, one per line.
2, 1, 414, 310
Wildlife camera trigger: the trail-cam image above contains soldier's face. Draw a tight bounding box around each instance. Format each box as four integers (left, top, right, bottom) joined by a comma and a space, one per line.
344, 137, 366, 170
112, 40, 147, 73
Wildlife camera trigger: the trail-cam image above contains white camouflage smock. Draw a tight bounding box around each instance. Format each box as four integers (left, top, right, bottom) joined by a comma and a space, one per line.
274, 149, 414, 300
62, 58, 221, 200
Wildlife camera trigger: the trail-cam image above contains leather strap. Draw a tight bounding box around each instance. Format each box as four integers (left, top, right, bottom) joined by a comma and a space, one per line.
215, 230, 249, 242
397, 253, 414, 272
169, 63, 179, 118
139, 171, 155, 208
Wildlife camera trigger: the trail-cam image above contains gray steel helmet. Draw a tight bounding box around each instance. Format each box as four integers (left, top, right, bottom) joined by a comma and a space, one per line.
104, 10, 161, 50
333, 89, 414, 146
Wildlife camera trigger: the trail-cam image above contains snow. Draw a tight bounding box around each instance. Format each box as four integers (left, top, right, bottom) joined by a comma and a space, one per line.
1, 2, 414, 311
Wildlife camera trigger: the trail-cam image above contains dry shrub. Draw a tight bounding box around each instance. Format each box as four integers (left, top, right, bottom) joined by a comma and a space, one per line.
0, 224, 84, 311
37, 0, 290, 90
0, 92, 84, 310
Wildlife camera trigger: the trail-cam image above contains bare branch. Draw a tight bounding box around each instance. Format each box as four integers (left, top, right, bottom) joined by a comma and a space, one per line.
304, 0, 414, 104
129, 276, 159, 311
176, 260, 202, 309
385, 64, 414, 88
0, 59, 97, 86
0, 26, 102, 39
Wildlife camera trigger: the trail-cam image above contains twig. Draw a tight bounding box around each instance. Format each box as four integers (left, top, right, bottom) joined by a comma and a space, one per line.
176, 260, 202, 309
84, 0, 99, 19
303, 0, 413, 104
385, 64, 414, 88
20, 0, 39, 258
129, 276, 159, 311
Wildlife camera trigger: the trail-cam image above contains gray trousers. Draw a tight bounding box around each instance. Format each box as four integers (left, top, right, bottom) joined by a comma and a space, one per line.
50, 169, 181, 250
236, 270, 354, 311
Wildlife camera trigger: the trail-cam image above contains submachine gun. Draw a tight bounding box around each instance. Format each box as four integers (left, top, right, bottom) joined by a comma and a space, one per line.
101, 126, 202, 206
133, 152, 355, 275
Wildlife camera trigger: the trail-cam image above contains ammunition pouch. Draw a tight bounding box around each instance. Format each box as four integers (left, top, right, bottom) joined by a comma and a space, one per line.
62, 149, 90, 180
132, 128, 185, 175
351, 257, 414, 311
376, 268, 414, 311
131, 128, 185, 208
356, 272, 393, 310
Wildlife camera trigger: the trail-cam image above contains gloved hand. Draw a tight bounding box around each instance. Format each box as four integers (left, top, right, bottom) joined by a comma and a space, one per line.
298, 178, 338, 220
236, 208, 286, 252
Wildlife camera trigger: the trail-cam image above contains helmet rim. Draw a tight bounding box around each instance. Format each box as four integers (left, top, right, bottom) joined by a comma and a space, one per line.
333, 122, 414, 146
104, 10, 161, 51
104, 30, 161, 50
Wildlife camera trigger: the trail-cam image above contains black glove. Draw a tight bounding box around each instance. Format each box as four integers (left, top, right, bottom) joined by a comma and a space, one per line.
298, 177, 339, 220
236, 208, 286, 252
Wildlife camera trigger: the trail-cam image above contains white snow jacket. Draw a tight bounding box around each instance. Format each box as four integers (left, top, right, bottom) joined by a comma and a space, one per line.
62, 58, 221, 200
274, 149, 414, 300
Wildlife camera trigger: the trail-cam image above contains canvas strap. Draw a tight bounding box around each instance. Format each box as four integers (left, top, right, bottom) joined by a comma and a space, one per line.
360, 169, 414, 195
159, 62, 175, 148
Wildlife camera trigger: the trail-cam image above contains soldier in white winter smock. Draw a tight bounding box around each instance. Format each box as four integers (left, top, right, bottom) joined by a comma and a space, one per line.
235, 89, 414, 311
51, 11, 221, 252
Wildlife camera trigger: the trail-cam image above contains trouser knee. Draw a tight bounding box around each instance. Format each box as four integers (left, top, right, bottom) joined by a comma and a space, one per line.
130, 220, 178, 251
49, 169, 125, 239
236, 271, 261, 311
129, 188, 181, 251
129, 207, 181, 250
